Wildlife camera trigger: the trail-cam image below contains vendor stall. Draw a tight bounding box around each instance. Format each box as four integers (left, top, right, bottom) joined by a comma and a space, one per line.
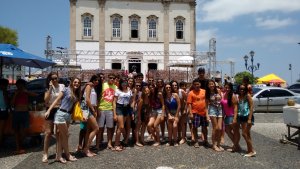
281, 104, 300, 150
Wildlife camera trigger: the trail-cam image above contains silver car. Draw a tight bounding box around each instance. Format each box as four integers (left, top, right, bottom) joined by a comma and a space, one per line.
252, 87, 300, 112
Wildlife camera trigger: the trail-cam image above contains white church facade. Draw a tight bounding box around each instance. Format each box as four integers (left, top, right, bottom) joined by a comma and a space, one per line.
69, 0, 197, 74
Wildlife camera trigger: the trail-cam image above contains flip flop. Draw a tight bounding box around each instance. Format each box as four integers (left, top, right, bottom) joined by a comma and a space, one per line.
42, 154, 48, 163
67, 155, 77, 162
194, 143, 200, 148
115, 146, 123, 152
55, 157, 67, 164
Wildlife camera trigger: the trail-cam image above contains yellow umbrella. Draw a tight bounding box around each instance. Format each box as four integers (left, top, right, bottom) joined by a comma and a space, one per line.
257, 73, 286, 84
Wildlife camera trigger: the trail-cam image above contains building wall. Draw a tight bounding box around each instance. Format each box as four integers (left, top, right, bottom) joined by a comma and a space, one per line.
72, 0, 196, 72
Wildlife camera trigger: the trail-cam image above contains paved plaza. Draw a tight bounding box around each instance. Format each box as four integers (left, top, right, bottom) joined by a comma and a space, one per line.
1, 113, 299, 169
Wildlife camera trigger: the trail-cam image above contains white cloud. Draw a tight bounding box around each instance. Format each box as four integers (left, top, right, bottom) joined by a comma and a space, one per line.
220, 34, 299, 47
198, 0, 300, 22
255, 17, 296, 29
196, 28, 218, 48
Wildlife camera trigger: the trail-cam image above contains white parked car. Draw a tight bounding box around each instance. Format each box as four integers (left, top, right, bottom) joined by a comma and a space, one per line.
252, 87, 300, 112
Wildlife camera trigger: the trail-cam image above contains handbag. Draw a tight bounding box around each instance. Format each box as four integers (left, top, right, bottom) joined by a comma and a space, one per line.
71, 101, 83, 121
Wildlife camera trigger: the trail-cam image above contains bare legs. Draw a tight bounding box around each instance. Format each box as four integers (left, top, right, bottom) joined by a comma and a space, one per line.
210, 116, 223, 151
42, 120, 55, 162
83, 116, 99, 156
115, 115, 127, 151
167, 117, 179, 146
56, 123, 77, 163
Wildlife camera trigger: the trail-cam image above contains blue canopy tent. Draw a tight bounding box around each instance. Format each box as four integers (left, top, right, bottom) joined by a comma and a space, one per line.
0, 44, 56, 78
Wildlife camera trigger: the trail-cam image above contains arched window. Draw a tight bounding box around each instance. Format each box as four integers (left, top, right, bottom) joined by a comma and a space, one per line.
176, 20, 183, 39
148, 19, 157, 38
83, 16, 92, 37
112, 18, 121, 38
131, 19, 139, 38
129, 14, 140, 39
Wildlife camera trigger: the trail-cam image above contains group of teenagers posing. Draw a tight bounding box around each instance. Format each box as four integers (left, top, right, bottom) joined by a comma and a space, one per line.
41, 67, 256, 164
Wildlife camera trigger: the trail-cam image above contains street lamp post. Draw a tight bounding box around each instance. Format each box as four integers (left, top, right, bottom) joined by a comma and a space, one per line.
243, 50, 260, 84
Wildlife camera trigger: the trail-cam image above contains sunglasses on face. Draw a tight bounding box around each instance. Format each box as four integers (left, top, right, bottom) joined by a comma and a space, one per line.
135, 85, 141, 87
108, 77, 115, 80
51, 77, 58, 80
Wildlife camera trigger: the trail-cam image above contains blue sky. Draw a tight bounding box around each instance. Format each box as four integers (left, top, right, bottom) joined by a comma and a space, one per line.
1, 0, 300, 84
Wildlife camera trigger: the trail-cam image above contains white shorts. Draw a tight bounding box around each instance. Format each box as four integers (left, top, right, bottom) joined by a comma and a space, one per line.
97, 110, 114, 128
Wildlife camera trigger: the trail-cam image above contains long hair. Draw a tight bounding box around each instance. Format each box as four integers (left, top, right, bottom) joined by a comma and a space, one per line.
96, 73, 103, 101
225, 82, 234, 107
46, 72, 58, 89
141, 86, 149, 100
170, 80, 178, 93
118, 78, 128, 90
69, 77, 81, 102
206, 79, 218, 101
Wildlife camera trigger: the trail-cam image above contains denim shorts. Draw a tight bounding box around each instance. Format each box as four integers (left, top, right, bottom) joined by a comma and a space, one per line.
208, 106, 222, 117
54, 109, 71, 124
116, 104, 130, 116
151, 108, 163, 116
12, 111, 30, 130
224, 116, 234, 125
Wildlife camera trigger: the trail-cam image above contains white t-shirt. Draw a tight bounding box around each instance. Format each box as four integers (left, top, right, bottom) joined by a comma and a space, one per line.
48, 84, 65, 107
115, 89, 132, 105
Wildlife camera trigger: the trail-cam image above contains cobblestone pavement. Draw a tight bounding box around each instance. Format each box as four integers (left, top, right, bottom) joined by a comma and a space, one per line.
1, 113, 299, 169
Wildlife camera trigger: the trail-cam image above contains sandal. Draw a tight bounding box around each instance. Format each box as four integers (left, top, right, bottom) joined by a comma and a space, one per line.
55, 157, 67, 164
115, 146, 123, 152
194, 143, 200, 148
179, 139, 186, 145
244, 151, 256, 157
67, 155, 77, 162
135, 142, 144, 147
84, 150, 95, 157
153, 142, 160, 147
42, 154, 48, 163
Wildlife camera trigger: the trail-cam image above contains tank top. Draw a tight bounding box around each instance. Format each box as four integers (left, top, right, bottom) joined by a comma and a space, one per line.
221, 97, 234, 116
14, 91, 29, 105
238, 97, 249, 116
178, 89, 183, 99
151, 94, 162, 109
83, 87, 98, 108
99, 82, 116, 110
165, 94, 178, 115
209, 93, 222, 109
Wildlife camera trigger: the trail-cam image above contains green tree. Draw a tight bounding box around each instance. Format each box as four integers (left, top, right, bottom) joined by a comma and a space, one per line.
0, 26, 18, 46
234, 71, 258, 84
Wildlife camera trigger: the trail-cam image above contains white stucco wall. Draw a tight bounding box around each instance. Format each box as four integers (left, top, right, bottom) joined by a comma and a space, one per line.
105, 1, 164, 42
74, 0, 195, 72
76, 0, 99, 41
76, 41, 100, 69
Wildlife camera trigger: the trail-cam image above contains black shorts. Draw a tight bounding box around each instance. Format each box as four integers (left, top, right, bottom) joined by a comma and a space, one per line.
46, 108, 58, 121
237, 114, 254, 125
0, 109, 9, 120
